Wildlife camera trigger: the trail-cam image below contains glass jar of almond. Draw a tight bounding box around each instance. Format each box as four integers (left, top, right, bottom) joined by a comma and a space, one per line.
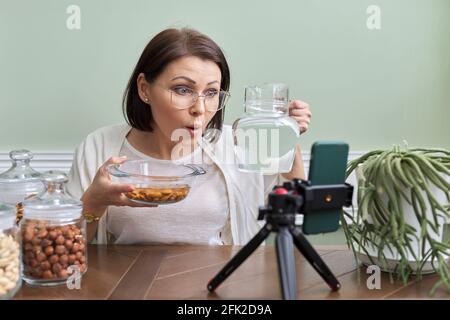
0, 202, 21, 299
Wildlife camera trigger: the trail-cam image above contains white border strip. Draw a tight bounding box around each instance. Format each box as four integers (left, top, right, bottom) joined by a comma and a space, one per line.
0, 151, 365, 173
0, 152, 74, 172
0, 150, 364, 226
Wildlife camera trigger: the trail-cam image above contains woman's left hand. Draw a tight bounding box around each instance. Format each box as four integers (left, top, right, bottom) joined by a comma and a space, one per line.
289, 100, 312, 134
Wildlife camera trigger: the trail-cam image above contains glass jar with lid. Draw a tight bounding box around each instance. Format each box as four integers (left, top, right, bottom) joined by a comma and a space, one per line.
232, 83, 300, 174
0, 202, 22, 299
21, 171, 87, 286
0, 150, 45, 223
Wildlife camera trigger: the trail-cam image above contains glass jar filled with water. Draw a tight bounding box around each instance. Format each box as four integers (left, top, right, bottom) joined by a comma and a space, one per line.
232, 83, 300, 174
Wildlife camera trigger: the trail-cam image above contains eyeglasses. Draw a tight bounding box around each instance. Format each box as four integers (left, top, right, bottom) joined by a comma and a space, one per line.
153, 82, 230, 112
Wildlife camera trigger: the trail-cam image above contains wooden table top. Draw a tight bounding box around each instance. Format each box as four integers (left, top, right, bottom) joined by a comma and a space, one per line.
13, 244, 449, 300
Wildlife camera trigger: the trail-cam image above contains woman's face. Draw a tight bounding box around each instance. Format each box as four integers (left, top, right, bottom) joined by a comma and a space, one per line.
137, 56, 222, 143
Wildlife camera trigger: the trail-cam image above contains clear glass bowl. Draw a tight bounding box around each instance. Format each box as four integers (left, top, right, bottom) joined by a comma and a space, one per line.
108, 160, 206, 205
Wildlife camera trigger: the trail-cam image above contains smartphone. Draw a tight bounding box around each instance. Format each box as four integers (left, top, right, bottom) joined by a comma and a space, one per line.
302, 141, 349, 235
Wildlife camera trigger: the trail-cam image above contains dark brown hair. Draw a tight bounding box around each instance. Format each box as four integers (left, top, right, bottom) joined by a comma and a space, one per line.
123, 28, 230, 139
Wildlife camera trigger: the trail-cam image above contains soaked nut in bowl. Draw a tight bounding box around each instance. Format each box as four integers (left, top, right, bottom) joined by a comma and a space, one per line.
125, 186, 190, 204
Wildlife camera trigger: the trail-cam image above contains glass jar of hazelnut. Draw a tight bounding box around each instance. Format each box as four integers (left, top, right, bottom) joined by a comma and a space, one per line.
20, 171, 87, 286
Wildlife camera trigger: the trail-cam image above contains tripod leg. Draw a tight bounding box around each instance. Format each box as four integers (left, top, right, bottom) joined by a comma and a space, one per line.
275, 227, 297, 300
207, 224, 271, 292
290, 227, 341, 291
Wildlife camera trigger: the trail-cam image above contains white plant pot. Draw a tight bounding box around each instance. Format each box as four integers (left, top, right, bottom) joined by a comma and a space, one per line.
353, 165, 449, 274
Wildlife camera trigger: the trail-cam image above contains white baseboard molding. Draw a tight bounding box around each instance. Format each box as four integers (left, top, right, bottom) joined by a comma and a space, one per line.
0, 151, 363, 203
0, 150, 365, 173
2, 150, 443, 227
0, 150, 364, 224
0, 152, 74, 172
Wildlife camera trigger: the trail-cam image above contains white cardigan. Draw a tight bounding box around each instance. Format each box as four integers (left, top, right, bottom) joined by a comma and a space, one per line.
66, 123, 280, 245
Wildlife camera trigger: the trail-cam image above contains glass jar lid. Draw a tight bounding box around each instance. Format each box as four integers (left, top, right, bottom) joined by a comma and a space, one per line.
0, 150, 42, 183
0, 202, 16, 230
23, 171, 82, 220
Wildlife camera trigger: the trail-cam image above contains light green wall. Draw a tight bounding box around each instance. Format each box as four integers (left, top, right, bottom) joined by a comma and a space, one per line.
1, 0, 449, 152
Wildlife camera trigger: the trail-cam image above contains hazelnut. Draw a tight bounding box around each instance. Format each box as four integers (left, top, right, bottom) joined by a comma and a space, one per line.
36, 252, 46, 262
41, 239, 53, 247
68, 254, 76, 264
48, 230, 58, 240
37, 229, 48, 239
40, 261, 51, 271
64, 239, 73, 250
29, 259, 38, 268
75, 251, 83, 260
55, 245, 66, 255
44, 246, 54, 256
58, 269, 68, 279
59, 254, 68, 265
71, 243, 80, 253
49, 254, 59, 264
52, 263, 62, 274
78, 243, 85, 252
55, 235, 65, 245
65, 229, 75, 239
32, 245, 41, 255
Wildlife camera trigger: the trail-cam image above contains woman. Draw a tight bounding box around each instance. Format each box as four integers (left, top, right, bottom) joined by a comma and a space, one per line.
66, 28, 312, 245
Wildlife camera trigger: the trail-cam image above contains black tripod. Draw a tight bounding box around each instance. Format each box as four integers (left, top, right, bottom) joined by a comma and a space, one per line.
207, 179, 353, 300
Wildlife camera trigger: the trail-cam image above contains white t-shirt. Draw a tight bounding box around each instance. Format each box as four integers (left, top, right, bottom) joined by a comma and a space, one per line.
106, 138, 231, 245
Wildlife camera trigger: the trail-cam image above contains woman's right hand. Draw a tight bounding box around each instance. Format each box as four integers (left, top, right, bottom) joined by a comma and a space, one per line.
81, 156, 157, 216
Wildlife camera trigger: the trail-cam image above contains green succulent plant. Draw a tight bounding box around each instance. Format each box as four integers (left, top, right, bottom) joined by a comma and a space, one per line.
342, 145, 450, 294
